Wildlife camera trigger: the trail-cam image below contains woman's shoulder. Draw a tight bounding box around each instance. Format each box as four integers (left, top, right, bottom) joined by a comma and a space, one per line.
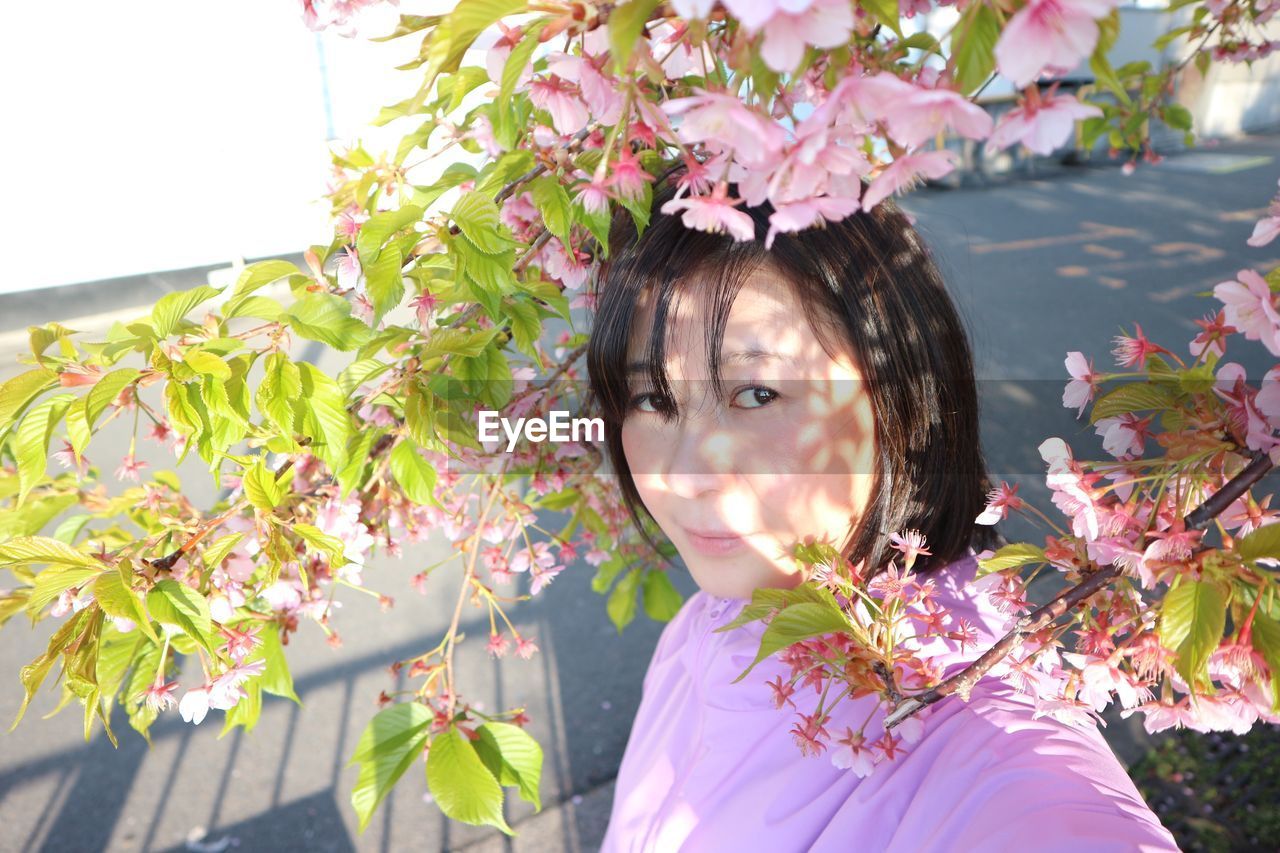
888, 679, 1181, 851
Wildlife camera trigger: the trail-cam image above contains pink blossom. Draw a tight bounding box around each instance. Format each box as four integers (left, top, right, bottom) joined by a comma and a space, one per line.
411, 291, 438, 328
1215, 269, 1280, 356
755, 0, 855, 73
143, 680, 180, 713
179, 686, 212, 725
994, 0, 1121, 88
1248, 202, 1280, 247
336, 204, 368, 239
661, 90, 787, 167
1111, 322, 1169, 369
606, 147, 655, 203
867, 72, 994, 149
660, 185, 757, 241
336, 246, 361, 291
888, 529, 931, 569
511, 541, 555, 574
861, 150, 959, 212
529, 75, 589, 135
830, 727, 877, 776
988, 93, 1102, 155
530, 562, 565, 595
486, 632, 511, 658
220, 623, 262, 663
547, 52, 623, 127
868, 561, 915, 606
1063, 351, 1102, 417
1039, 437, 1103, 541
115, 453, 148, 483
975, 481, 1025, 525
1121, 699, 1194, 735
209, 658, 266, 711
516, 635, 540, 659
670, 0, 716, 19
52, 441, 89, 476
1094, 413, 1152, 458
789, 710, 831, 757
764, 196, 862, 249
1190, 309, 1235, 358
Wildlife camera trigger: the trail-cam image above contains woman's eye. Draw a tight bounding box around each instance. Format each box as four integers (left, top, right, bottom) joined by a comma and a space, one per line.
629, 391, 674, 414
730, 385, 780, 409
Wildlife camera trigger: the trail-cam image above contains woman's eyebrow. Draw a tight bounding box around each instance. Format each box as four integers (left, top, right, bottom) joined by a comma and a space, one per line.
625, 350, 795, 373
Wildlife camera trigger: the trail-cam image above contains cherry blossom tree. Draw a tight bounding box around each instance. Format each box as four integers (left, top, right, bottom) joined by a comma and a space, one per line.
2, 0, 1280, 837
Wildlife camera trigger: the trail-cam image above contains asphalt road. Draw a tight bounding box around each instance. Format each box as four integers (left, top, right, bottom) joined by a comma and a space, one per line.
2, 133, 1279, 852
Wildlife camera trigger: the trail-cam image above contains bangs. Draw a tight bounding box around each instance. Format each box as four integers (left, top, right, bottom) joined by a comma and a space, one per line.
589, 204, 850, 425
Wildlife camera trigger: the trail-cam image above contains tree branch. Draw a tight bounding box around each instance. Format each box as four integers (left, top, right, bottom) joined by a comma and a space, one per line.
883, 447, 1274, 729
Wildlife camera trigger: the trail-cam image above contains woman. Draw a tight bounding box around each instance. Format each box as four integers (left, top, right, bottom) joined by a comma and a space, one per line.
585, 172, 1180, 851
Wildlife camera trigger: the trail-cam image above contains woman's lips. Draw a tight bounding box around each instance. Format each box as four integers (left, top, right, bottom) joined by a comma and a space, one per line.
680, 527, 747, 557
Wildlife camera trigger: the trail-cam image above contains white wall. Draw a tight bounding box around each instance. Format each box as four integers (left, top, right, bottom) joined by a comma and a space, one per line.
0, 1, 448, 294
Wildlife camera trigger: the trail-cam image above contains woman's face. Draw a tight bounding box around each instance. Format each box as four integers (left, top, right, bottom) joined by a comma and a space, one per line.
620, 263, 878, 600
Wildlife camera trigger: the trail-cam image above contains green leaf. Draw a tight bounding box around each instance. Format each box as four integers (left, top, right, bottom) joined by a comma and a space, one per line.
976, 542, 1047, 576
1159, 579, 1226, 689
732, 601, 851, 684
184, 350, 231, 380
152, 285, 220, 339
257, 353, 302, 434
1250, 611, 1280, 713
224, 295, 284, 321
0, 368, 58, 433
357, 205, 424, 267
1237, 522, 1280, 563
220, 680, 263, 736
15, 393, 75, 505
85, 368, 140, 430
859, 0, 903, 36
147, 579, 216, 651
426, 726, 513, 835
297, 363, 351, 471
452, 191, 515, 255
641, 570, 683, 622
1089, 51, 1132, 107
420, 0, 526, 93
422, 327, 502, 360
243, 459, 284, 511
286, 293, 374, 351
257, 627, 300, 704
474, 722, 543, 811
202, 532, 245, 572
365, 243, 406, 323
607, 567, 643, 633
952, 3, 999, 95
0, 535, 101, 570
498, 20, 545, 114
92, 571, 158, 642
229, 260, 300, 300
608, 0, 660, 73
26, 564, 103, 618
1089, 382, 1178, 424
390, 441, 439, 506
349, 702, 433, 832
52, 513, 92, 545
12, 608, 92, 730
294, 523, 348, 567
529, 174, 573, 250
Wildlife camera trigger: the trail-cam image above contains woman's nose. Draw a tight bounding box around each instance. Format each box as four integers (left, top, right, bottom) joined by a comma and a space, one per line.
662, 413, 736, 500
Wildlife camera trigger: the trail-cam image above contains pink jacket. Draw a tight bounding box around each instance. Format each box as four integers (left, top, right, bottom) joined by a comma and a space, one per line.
601, 550, 1180, 851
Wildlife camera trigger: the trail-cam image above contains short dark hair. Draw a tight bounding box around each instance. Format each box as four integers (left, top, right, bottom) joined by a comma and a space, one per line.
586, 173, 999, 578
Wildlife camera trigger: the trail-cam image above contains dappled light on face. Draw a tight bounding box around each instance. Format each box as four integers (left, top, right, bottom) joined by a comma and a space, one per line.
618, 267, 879, 599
